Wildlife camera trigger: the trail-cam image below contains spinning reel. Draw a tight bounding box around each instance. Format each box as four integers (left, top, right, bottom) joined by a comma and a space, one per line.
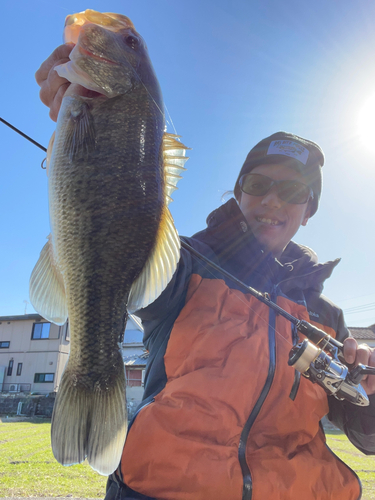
288, 321, 375, 406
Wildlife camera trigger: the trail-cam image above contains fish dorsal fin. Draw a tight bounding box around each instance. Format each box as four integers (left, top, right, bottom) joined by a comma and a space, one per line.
127, 133, 189, 311
29, 235, 68, 325
163, 133, 189, 205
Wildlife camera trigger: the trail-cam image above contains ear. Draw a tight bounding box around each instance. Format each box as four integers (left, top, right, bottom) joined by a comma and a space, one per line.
301, 205, 311, 227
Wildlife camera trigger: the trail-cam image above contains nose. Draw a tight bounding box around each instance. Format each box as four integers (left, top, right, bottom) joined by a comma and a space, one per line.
260, 187, 283, 209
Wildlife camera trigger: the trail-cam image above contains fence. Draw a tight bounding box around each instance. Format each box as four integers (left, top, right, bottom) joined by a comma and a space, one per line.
1, 383, 31, 394
0, 394, 56, 417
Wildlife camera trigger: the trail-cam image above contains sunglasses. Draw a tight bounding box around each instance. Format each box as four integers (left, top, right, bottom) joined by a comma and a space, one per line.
239, 173, 313, 205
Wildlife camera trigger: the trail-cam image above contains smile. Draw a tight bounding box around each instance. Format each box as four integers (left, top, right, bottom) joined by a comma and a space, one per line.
256, 216, 283, 226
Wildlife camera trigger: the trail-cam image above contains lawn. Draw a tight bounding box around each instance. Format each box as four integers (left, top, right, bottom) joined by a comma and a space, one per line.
326, 429, 375, 500
0, 418, 107, 498
0, 419, 374, 498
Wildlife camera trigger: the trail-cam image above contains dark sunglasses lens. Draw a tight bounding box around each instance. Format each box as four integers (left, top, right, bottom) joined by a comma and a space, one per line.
278, 181, 310, 204
240, 174, 311, 204
240, 174, 272, 196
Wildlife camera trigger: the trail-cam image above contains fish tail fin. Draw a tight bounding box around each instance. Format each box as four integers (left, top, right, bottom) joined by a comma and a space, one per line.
51, 358, 127, 476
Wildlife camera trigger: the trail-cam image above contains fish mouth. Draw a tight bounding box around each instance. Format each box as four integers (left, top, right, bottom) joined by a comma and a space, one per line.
55, 55, 111, 99
66, 84, 106, 99
77, 44, 119, 66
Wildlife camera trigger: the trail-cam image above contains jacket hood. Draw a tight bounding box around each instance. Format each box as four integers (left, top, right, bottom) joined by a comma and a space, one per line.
199, 198, 340, 294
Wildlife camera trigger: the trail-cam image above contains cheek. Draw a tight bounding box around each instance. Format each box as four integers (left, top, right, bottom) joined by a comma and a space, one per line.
286, 207, 309, 233
239, 194, 258, 215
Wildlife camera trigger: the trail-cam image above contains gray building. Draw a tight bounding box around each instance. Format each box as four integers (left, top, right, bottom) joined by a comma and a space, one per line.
0, 313, 146, 407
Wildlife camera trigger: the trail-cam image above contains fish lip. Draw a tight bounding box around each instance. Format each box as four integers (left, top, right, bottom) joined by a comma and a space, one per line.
77, 44, 119, 65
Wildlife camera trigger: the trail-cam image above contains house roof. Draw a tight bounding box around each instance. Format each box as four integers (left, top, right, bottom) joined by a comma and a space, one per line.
349, 326, 375, 340
124, 351, 149, 367
0, 314, 43, 322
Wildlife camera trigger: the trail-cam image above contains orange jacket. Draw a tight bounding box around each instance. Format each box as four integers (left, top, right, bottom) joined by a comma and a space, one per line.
119, 200, 372, 500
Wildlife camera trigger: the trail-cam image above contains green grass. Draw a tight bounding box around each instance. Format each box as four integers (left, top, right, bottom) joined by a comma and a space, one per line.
326, 429, 375, 500
0, 419, 107, 498
0, 420, 374, 498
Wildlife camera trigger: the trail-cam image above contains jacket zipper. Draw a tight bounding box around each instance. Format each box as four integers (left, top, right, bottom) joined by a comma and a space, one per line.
238, 287, 277, 500
289, 323, 301, 401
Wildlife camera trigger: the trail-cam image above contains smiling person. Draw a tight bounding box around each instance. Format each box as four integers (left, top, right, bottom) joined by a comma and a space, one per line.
36, 46, 375, 500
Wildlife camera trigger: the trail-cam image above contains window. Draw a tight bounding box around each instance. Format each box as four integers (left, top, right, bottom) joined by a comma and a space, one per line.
0, 341, 10, 348
16, 363, 22, 376
31, 323, 51, 340
7, 359, 13, 376
34, 373, 54, 383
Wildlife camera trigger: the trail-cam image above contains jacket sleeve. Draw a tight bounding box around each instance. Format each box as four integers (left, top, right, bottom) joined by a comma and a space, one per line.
327, 309, 375, 454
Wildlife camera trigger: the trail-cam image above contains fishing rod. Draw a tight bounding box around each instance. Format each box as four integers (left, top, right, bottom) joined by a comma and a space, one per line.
0, 117, 47, 153
180, 240, 375, 407
3, 116, 375, 407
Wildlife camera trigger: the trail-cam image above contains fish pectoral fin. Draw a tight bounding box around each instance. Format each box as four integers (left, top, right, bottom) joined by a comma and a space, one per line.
64, 100, 96, 161
128, 206, 180, 311
51, 356, 127, 476
29, 235, 68, 325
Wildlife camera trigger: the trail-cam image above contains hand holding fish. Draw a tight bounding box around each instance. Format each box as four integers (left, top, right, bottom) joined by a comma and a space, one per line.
35, 44, 74, 121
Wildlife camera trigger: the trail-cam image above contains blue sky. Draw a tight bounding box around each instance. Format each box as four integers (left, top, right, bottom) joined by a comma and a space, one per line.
1, 0, 375, 326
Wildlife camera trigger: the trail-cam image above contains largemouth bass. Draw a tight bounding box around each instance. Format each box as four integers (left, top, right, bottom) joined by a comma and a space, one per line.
30, 10, 188, 475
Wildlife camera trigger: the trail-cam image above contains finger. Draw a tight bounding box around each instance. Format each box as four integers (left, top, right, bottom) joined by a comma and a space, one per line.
355, 344, 371, 366
35, 43, 75, 86
343, 337, 357, 365
353, 344, 371, 383
361, 348, 375, 395
49, 82, 70, 122
368, 348, 375, 367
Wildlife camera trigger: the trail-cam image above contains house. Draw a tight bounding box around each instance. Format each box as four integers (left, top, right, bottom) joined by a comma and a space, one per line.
0, 312, 147, 410
349, 324, 375, 348
0, 314, 69, 394
122, 314, 148, 417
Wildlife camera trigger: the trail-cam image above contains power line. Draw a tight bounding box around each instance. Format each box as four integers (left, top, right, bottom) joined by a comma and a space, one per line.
336, 292, 375, 304
344, 302, 375, 314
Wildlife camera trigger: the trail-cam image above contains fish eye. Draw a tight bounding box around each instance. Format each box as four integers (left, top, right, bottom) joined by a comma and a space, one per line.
125, 35, 138, 50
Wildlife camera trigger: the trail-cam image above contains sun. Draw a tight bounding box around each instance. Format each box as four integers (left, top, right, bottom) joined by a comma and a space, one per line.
358, 93, 375, 146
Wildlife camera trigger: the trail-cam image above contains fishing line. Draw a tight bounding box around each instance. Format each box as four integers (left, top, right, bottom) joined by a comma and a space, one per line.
130, 65, 182, 139
164, 103, 178, 136
131, 66, 165, 120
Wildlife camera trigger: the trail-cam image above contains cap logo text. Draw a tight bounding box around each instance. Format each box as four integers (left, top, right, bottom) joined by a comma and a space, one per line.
267, 140, 309, 165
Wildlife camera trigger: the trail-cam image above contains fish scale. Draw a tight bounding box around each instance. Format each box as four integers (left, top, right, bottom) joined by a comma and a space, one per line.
30, 10, 188, 475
